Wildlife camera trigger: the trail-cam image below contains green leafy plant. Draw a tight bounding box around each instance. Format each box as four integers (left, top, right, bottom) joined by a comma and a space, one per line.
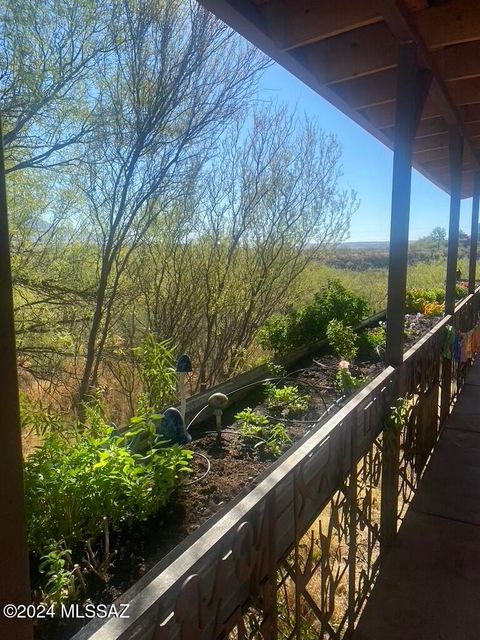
357, 325, 386, 359
24, 407, 192, 604
263, 383, 310, 415
258, 281, 369, 355
257, 314, 291, 355
264, 423, 292, 458
235, 408, 291, 458
326, 319, 358, 361
38, 546, 77, 610
265, 360, 286, 377
385, 396, 410, 434
405, 287, 445, 313
334, 361, 363, 396
133, 334, 177, 413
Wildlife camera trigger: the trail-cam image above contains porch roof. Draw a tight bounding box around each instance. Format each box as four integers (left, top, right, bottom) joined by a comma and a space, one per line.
199, 0, 480, 198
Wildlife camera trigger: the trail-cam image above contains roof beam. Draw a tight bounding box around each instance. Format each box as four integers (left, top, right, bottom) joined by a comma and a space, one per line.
197, 0, 396, 156
199, 0, 479, 196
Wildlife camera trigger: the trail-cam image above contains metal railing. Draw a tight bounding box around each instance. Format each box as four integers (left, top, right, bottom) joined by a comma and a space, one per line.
75, 290, 480, 640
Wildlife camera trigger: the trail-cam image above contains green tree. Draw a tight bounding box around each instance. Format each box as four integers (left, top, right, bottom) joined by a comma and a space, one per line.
0, 0, 118, 172
431, 226, 447, 250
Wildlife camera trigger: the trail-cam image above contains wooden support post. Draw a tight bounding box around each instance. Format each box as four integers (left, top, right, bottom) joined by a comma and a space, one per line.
0, 115, 32, 640
385, 43, 431, 366
468, 173, 480, 294
445, 130, 463, 315
380, 415, 401, 559
380, 373, 402, 560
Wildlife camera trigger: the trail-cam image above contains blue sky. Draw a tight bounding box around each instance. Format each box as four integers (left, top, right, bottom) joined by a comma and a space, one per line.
260, 63, 474, 242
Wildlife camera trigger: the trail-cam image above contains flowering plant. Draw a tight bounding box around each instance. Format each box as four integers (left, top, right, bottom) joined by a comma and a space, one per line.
334, 360, 363, 396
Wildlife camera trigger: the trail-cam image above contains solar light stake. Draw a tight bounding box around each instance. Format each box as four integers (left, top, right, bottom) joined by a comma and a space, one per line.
208, 392, 229, 441
176, 354, 192, 420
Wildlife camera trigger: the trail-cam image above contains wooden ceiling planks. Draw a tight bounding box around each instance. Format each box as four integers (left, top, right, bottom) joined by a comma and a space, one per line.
361, 93, 442, 130
447, 78, 480, 108
410, 0, 480, 49
329, 67, 397, 110
433, 41, 480, 82
257, 1, 383, 51
300, 22, 398, 86
199, 0, 480, 197
413, 132, 449, 153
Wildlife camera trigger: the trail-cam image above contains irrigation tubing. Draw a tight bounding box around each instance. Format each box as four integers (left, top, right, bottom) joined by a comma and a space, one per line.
183, 393, 348, 485
182, 451, 211, 486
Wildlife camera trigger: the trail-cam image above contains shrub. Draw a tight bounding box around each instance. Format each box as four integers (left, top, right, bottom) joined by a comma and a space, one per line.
133, 334, 177, 413
258, 280, 369, 354
431, 287, 445, 303
326, 319, 358, 361
456, 283, 468, 299
318, 280, 370, 326
235, 408, 291, 458
263, 383, 310, 415
257, 314, 290, 355
25, 413, 192, 604
405, 289, 428, 313
406, 287, 446, 313
423, 302, 444, 317
357, 326, 386, 359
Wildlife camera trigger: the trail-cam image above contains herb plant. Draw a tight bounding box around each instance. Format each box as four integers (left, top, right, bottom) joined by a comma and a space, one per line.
263, 383, 310, 415
235, 408, 292, 458
326, 319, 358, 361
24, 409, 192, 607
357, 326, 386, 358
133, 334, 177, 413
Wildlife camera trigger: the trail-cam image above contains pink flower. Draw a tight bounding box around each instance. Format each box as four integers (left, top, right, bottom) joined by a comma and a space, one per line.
338, 360, 350, 370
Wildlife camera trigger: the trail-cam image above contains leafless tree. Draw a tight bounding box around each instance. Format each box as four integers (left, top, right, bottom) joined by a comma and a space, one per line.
133, 105, 358, 389
76, 0, 267, 405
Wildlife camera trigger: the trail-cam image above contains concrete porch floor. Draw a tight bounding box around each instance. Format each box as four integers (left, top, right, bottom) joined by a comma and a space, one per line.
354, 359, 480, 640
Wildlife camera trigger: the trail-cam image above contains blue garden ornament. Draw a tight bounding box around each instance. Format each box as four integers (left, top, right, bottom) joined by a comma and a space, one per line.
176, 354, 192, 373
156, 407, 192, 446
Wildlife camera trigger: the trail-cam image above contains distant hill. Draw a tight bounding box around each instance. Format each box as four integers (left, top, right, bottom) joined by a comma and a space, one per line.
339, 241, 390, 251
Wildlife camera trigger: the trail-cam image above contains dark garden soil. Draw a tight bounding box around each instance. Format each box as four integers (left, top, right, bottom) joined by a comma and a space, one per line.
35, 314, 440, 640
